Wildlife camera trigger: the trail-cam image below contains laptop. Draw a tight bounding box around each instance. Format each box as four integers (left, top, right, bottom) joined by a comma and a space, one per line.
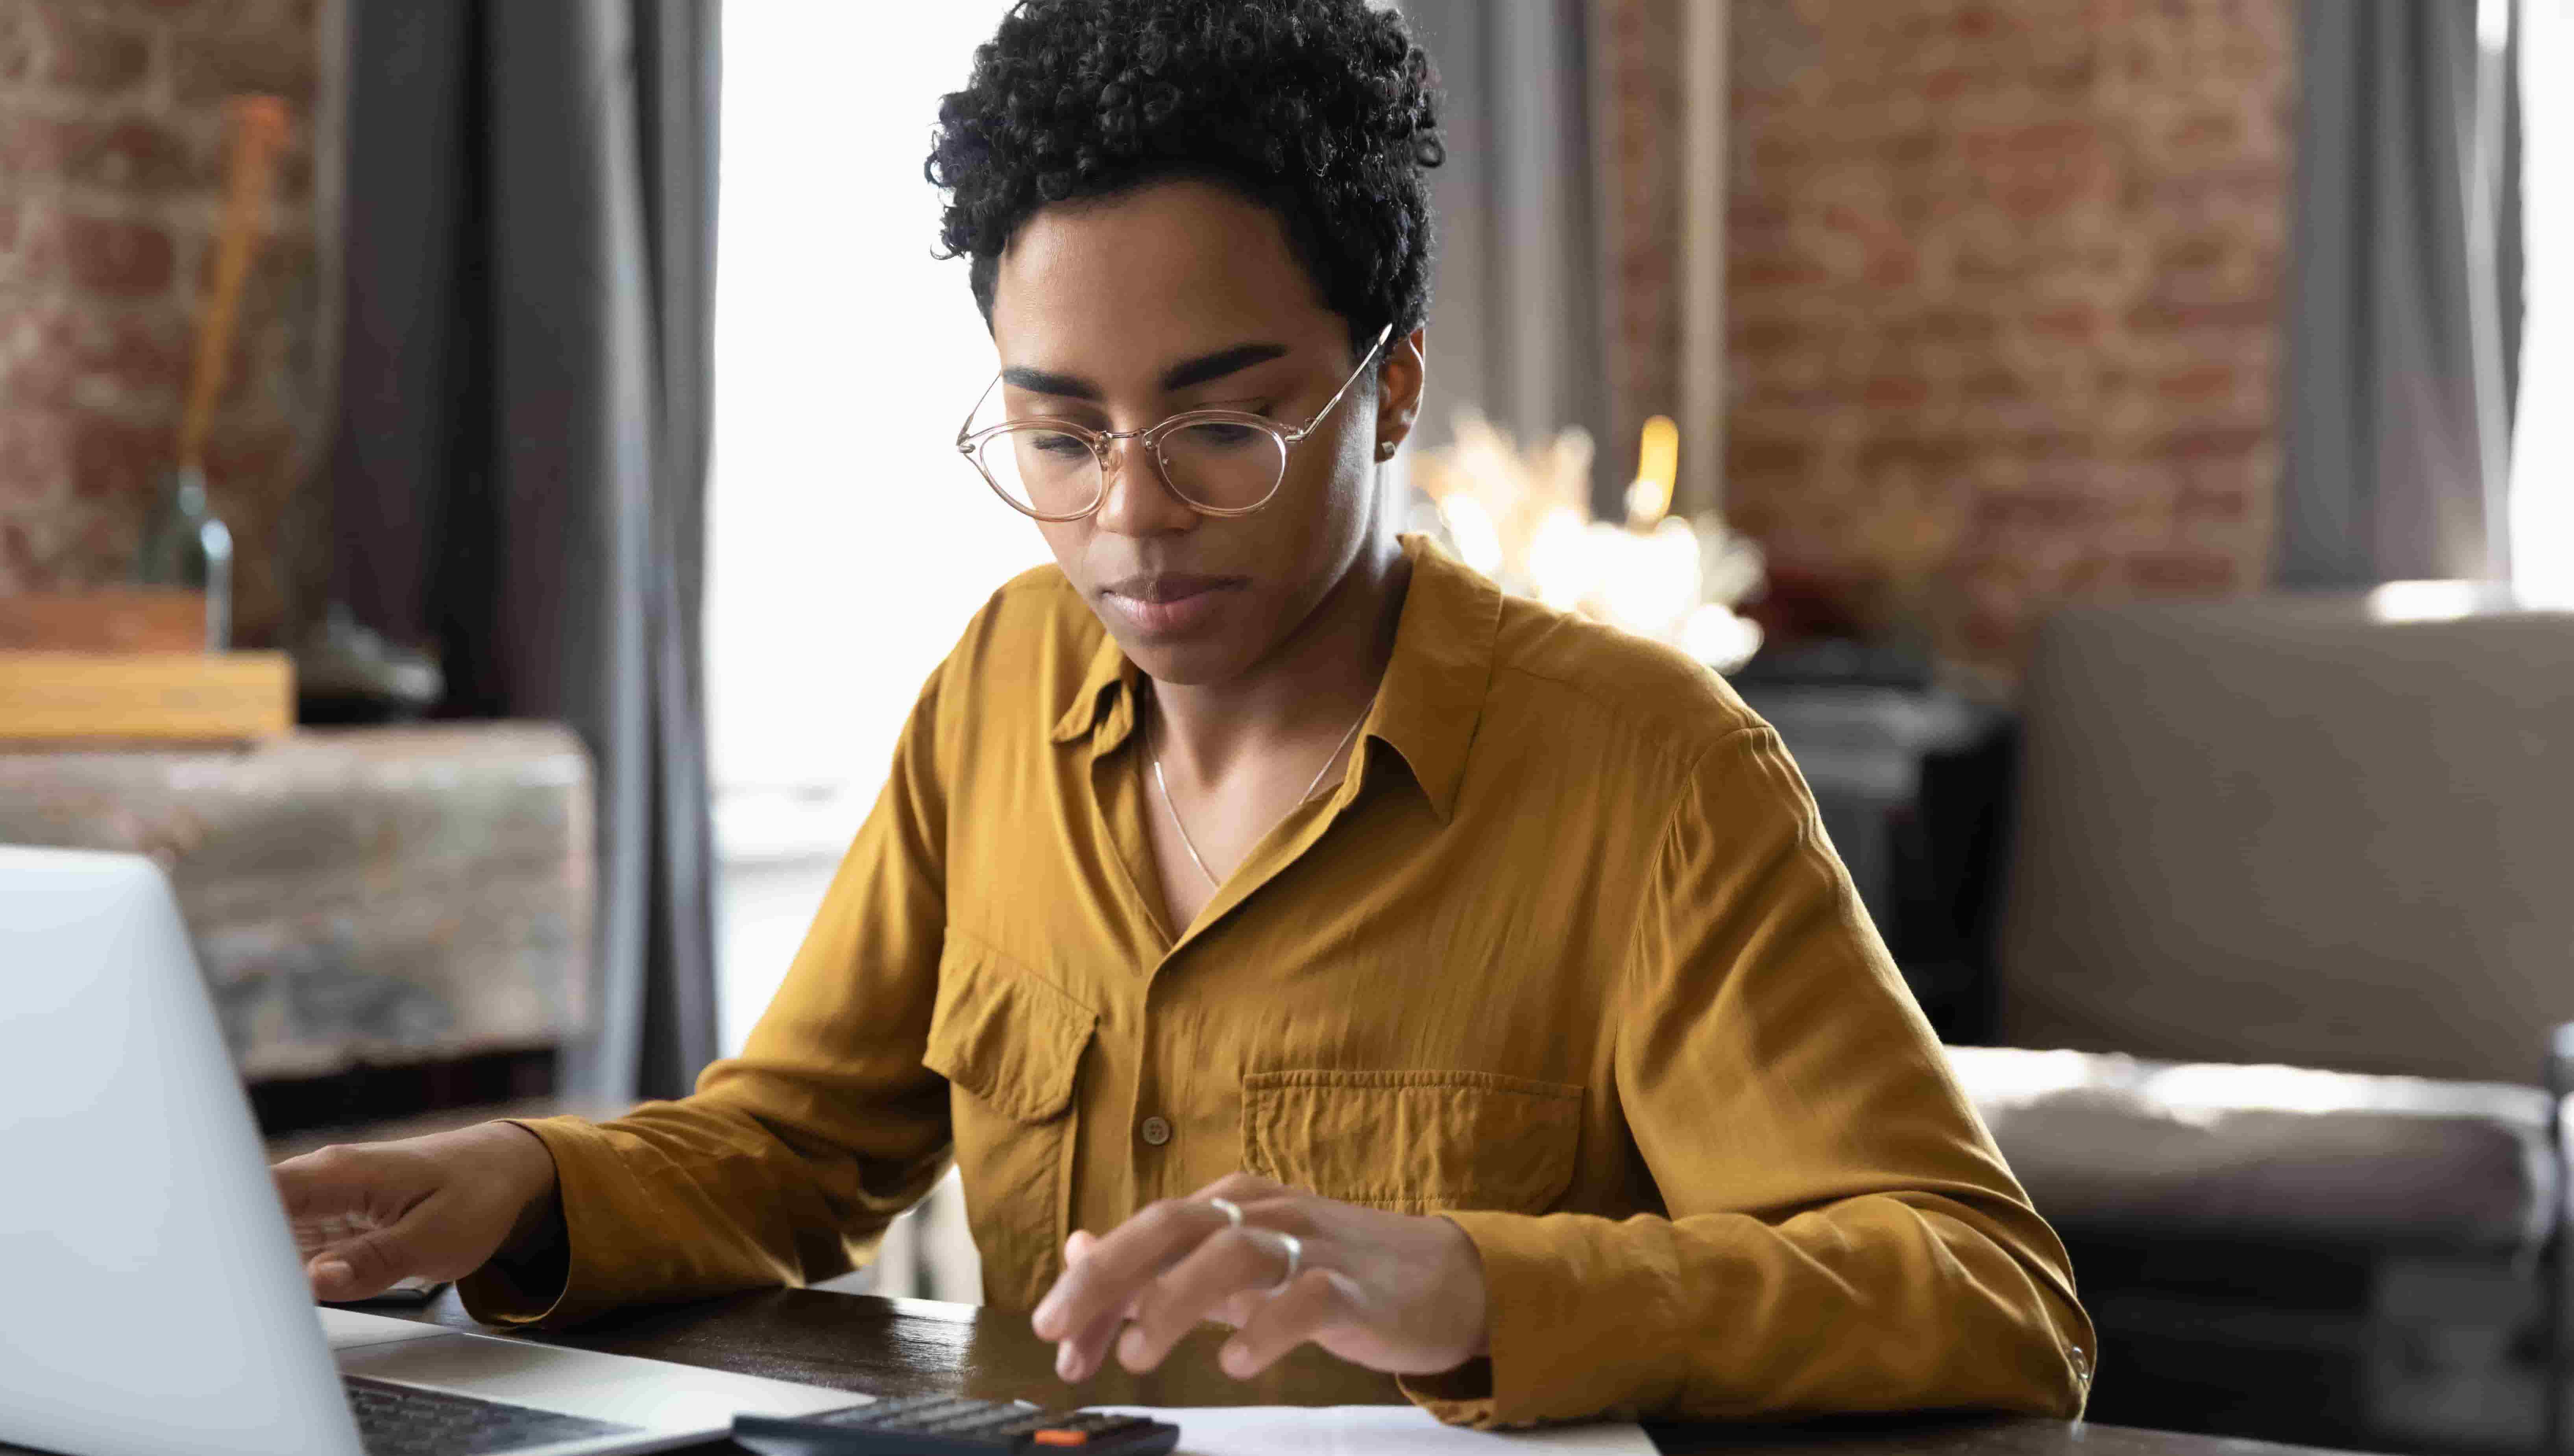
0, 846, 865, 1456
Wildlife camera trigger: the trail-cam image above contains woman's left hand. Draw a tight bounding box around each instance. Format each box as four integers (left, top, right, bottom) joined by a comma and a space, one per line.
1029, 1172, 1491, 1383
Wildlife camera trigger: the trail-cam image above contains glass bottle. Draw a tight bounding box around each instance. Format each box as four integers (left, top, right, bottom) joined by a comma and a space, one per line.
132, 464, 235, 651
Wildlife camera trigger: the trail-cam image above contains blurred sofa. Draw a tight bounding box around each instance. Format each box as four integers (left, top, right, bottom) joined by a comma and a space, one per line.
1943, 597, 2573, 1455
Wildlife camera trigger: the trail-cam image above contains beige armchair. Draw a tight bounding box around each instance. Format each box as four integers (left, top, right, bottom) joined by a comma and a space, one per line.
1944, 596, 2574, 1454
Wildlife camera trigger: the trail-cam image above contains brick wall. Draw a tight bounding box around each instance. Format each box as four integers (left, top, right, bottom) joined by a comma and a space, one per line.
1724, 0, 2294, 690
0, 0, 332, 646
1593, 0, 1686, 498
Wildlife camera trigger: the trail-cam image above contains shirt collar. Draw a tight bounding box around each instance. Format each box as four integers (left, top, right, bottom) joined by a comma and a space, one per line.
1048, 533, 1499, 821
1050, 630, 1141, 747
1355, 534, 1498, 821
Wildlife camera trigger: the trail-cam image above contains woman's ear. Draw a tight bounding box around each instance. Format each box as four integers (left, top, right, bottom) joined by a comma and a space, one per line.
1374, 327, 1428, 457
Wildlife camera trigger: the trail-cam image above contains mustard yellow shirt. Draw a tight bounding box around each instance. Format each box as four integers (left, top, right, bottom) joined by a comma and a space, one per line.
462, 535, 2092, 1427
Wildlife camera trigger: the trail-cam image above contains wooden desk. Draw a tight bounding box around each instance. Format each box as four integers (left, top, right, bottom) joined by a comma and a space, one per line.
361, 1286, 2357, 1456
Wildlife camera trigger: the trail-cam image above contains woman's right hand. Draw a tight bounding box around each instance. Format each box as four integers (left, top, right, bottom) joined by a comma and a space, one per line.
269, 1120, 563, 1303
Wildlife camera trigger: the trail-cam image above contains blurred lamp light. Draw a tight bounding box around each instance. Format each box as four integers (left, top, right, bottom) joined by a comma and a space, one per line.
1681, 603, 1764, 674
1624, 414, 1680, 527
1439, 492, 1506, 580
1526, 506, 1596, 611
1599, 516, 1703, 635
1414, 409, 1766, 672
2365, 579, 2506, 622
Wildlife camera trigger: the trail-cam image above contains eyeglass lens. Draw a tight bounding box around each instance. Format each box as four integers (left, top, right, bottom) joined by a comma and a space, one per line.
976, 421, 1290, 517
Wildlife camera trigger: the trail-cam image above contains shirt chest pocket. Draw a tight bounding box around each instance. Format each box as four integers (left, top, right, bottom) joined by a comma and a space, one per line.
921, 936, 1096, 1310
1240, 1069, 1584, 1214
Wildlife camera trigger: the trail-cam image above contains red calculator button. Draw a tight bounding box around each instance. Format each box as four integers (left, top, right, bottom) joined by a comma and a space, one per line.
1033, 1431, 1090, 1446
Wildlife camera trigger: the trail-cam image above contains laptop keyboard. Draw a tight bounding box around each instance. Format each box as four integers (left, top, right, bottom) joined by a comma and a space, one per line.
344, 1374, 641, 1455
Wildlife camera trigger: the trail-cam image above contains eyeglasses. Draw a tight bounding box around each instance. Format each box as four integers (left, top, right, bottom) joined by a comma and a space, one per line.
955, 325, 1392, 522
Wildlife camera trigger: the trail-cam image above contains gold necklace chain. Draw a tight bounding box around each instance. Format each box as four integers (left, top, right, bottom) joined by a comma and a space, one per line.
1147, 693, 1370, 890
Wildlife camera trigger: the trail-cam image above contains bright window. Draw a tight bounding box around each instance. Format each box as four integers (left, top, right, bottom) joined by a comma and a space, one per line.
708, 0, 1039, 1051
2513, 0, 2574, 605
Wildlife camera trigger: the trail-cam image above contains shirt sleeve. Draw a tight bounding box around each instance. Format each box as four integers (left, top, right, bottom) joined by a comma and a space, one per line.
458, 664, 957, 1327
1402, 725, 2094, 1426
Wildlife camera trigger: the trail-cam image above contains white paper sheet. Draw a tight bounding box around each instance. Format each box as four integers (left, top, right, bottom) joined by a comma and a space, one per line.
1101, 1406, 1659, 1456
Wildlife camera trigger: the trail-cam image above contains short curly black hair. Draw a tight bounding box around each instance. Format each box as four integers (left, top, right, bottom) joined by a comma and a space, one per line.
926, 0, 1445, 353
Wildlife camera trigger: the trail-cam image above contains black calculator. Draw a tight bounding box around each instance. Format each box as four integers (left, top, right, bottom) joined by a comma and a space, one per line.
734, 1393, 1181, 1454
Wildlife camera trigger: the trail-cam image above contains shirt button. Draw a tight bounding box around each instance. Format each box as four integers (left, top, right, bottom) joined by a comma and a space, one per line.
1138, 1116, 1172, 1147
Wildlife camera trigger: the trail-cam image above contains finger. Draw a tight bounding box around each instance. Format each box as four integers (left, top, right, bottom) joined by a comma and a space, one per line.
1218, 1268, 1349, 1378
1116, 1226, 1295, 1373
1057, 1276, 1158, 1383
1197, 1199, 1315, 1330
306, 1201, 439, 1302
1045, 1229, 1117, 1382
1185, 1171, 1289, 1205
272, 1144, 391, 1223
1202, 1288, 1266, 1331
1031, 1198, 1227, 1342
1053, 1299, 1127, 1383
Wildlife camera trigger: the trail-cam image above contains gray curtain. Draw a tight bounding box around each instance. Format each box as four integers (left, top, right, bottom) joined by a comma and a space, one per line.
1399, 0, 1617, 518
329, 0, 721, 1104
2279, 0, 2517, 587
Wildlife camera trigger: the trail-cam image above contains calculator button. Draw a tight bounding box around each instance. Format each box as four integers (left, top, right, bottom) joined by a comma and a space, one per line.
1035, 1430, 1092, 1445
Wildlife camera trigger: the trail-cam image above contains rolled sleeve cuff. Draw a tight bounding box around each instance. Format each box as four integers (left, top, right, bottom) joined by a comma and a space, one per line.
456, 1116, 643, 1329
1398, 1210, 1683, 1428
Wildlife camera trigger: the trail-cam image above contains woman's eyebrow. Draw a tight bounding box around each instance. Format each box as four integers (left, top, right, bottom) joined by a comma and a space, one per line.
1159, 342, 1289, 391
999, 342, 1292, 401
999, 364, 1097, 399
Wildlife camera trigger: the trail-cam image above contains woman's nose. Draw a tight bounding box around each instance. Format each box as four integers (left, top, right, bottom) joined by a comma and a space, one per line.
1091, 435, 1196, 537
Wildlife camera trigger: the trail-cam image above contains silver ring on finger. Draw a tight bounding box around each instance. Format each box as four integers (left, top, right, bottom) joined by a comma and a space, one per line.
1206, 1196, 1244, 1230
1264, 1231, 1303, 1295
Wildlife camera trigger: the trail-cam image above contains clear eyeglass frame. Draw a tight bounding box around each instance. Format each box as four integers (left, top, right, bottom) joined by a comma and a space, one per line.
955, 323, 1393, 522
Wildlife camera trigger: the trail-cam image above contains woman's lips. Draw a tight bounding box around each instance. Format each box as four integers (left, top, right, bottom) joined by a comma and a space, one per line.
1099, 574, 1246, 638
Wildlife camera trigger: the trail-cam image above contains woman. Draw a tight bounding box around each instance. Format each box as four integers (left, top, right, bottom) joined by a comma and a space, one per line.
275, 0, 2092, 1426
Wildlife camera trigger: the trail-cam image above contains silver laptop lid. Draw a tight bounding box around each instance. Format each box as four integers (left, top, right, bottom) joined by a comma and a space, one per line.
0, 846, 363, 1456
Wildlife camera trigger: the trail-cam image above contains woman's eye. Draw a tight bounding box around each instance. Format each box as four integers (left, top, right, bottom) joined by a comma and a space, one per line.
1192, 423, 1262, 448
1028, 432, 1090, 457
